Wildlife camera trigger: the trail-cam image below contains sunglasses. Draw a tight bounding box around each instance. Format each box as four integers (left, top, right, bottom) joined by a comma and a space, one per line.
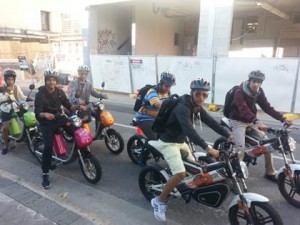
251, 79, 262, 84
194, 92, 209, 99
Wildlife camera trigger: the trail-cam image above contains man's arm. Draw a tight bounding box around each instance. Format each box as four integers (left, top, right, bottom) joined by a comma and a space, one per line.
174, 105, 209, 150
199, 108, 231, 138
257, 89, 284, 121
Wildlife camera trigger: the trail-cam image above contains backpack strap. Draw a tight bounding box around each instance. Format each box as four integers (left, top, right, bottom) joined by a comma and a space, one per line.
13, 85, 19, 102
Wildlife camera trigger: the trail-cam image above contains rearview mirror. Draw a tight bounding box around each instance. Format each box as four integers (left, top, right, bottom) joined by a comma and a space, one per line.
29, 84, 35, 90
101, 82, 105, 88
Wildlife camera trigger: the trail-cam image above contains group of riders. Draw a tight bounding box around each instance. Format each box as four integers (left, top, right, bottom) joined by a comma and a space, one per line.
0, 67, 293, 222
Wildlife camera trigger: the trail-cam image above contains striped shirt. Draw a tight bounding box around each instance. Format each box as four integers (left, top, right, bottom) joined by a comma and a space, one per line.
135, 87, 169, 122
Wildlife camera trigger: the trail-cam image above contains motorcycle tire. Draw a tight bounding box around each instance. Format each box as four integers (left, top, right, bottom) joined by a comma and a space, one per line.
278, 170, 300, 208
79, 152, 102, 184
104, 128, 124, 154
139, 165, 167, 201
229, 201, 283, 225
0, 119, 25, 144
26, 130, 39, 156
127, 134, 146, 164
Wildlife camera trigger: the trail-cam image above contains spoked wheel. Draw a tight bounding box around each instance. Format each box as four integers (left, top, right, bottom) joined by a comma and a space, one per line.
104, 128, 124, 154
79, 151, 102, 184
278, 170, 300, 208
26, 130, 41, 156
139, 166, 167, 201
229, 201, 283, 225
127, 134, 146, 164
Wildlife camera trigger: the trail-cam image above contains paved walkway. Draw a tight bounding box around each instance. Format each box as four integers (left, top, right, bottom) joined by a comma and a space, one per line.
0, 174, 96, 225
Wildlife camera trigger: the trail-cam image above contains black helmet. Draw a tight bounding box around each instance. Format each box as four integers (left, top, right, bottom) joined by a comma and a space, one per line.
3, 69, 16, 81
248, 70, 265, 81
160, 72, 176, 86
44, 69, 58, 80
190, 78, 210, 91
77, 65, 90, 72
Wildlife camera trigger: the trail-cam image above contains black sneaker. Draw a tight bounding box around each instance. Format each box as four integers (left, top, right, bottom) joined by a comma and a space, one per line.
2, 148, 8, 155
264, 174, 277, 183
42, 174, 51, 189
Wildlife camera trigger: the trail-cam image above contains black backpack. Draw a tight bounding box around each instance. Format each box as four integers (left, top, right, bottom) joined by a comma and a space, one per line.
223, 85, 239, 118
133, 84, 156, 112
152, 94, 180, 133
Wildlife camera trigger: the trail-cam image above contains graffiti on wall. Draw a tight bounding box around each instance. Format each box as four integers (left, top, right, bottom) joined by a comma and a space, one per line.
97, 29, 116, 54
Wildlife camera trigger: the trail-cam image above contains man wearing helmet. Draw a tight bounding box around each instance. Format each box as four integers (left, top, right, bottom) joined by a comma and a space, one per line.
34, 69, 84, 189
69, 65, 107, 121
228, 70, 292, 182
0, 69, 27, 154
149, 78, 233, 222
135, 71, 176, 140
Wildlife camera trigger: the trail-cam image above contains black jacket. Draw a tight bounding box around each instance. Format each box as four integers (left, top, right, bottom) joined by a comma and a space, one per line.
34, 86, 72, 122
159, 94, 230, 150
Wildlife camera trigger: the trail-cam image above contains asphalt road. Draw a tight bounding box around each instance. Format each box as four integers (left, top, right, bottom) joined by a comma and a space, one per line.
2, 95, 300, 225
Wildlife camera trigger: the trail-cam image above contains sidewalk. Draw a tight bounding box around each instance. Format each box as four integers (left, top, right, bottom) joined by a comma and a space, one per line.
0, 172, 96, 225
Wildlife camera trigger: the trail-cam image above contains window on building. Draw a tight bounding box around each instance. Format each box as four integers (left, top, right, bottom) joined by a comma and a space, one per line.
41, 11, 50, 31
174, 33, 180, 46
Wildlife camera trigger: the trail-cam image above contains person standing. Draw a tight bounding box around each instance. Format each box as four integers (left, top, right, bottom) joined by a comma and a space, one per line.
34, 69, 83, 189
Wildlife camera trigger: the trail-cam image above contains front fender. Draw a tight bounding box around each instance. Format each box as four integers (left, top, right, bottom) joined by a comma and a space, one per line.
228, 192, 269, 209
148, 164, 171, 181
276, 164, 300, 179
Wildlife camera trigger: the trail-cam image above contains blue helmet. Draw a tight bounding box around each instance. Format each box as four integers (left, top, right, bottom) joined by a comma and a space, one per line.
190, 78, 210, 91
160, 72, 176, 86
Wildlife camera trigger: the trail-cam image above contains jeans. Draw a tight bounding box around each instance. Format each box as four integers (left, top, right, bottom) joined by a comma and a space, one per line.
229, 119, 275, 175
39, 117, 69, 173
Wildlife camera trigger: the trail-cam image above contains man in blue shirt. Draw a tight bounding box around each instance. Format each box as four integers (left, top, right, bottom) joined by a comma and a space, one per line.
135, 72, 176, 140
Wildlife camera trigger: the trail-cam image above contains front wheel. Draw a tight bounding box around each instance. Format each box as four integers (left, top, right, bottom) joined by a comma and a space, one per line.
229, 201, 283, 225
104, 128, 124, 154
33, 136, 44, 164
79, 152, 102, 184
139, 166, 167, 201
278, 170, 300, 208
127, 134, 146, 164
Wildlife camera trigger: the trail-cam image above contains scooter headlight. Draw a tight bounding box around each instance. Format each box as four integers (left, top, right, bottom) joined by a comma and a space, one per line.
70, 115, 82, 127
99, 103, 105, 111
240, 161, 249, 179
22, 102, 29, 111
288, 137, 296, 152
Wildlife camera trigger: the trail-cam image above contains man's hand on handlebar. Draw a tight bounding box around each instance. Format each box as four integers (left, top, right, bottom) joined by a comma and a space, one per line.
42, 112, 55, 120
207, 146, 219, 158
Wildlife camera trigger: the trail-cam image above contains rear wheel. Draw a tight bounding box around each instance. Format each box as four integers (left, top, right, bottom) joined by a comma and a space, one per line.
278, 170, 300, 208
139, 166, 167, 201
79, 152, 102, 184
104, 128, 124, 154
127, 135, 146, 164
229, 201, 283, 225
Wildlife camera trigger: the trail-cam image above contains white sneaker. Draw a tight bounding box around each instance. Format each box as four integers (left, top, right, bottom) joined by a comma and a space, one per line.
151, 197, 167, 222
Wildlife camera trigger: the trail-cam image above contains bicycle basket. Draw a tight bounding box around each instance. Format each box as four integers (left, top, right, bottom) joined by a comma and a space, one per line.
23, 111, 37, 127
100, 111, 114, 127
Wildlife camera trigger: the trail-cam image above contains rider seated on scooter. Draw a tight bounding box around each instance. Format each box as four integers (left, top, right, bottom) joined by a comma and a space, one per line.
134, 72, 176, 140
69, 65, 108, 122
34, 69, 86, 189
148, 78, 233, 222
0, 69, 30, 155
227, 70, 292, 183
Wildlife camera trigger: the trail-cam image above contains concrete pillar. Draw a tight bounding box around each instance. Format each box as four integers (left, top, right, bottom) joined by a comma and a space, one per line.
197, 0, 234, 57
